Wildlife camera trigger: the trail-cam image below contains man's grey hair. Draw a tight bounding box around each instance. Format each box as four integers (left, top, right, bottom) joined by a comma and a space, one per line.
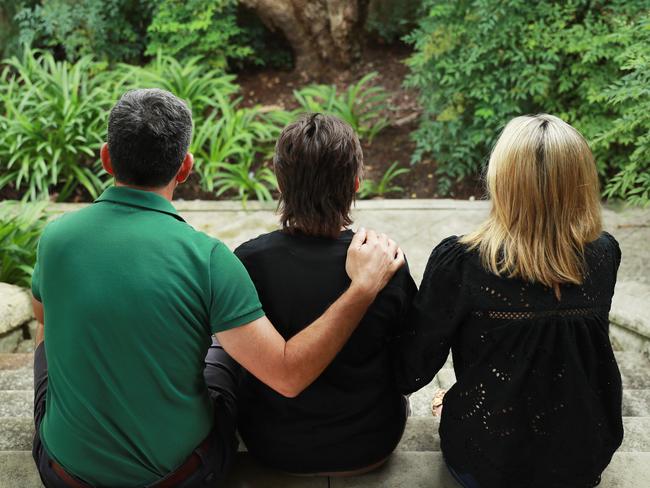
107, 88, 193, 187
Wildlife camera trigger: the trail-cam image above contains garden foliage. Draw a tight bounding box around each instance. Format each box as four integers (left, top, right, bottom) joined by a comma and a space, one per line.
146, 0, 252, 69
293, 73, 389, 143
0, 201, 48, 286
119, 52, 239, 117
0, 49, 321, 203
190, 95, 280, 200
365, 0, 422, 42
359, 162, 410, 199
0, 49, 117, 201
5, 0, 287, 68
406, 0, 650, 202
13, 0, 153, 63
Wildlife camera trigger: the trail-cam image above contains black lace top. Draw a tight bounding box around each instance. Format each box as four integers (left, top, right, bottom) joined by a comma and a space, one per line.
396, 233, 623, 488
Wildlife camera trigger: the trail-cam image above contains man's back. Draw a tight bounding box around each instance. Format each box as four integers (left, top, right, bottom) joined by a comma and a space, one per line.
33, 187, 261, 486
234, 229, 416, 473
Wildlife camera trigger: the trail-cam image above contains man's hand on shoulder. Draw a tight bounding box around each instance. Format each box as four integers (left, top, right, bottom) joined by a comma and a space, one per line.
346, 228, 404, 299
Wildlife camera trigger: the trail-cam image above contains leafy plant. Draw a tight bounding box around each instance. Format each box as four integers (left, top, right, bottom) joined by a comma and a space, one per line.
406, 0, 650, 198
293, 72, 390, 142
119, 52, 238, 119
0, 1, 24, 59
190, 93, 280, 199
0, 201, 49, 287
365, 0, 421, 42
359, 162, 410, 198
213, 158, 277, 204
146, 0, 252, 69
14, 0, 154, 63
0, 49, 118, 201
236, 7, 294, 69
600, 17, 650, 206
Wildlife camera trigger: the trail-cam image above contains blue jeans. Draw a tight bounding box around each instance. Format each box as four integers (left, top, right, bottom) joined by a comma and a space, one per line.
446, 460, 481, 488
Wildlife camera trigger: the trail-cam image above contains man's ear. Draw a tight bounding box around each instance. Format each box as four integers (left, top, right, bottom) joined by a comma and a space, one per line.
354, 176, 360, 193
176, 152, 194, 184
100, 143, 114, 176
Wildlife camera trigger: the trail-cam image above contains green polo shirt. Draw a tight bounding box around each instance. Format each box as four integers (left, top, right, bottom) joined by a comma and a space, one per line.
31, 186, 264, 487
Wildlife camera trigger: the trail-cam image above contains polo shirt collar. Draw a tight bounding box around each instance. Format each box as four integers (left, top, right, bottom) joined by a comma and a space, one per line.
95, 186, 185, 222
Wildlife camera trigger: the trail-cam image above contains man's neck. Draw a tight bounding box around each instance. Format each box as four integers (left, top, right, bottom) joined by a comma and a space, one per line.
114, 181, 176, 201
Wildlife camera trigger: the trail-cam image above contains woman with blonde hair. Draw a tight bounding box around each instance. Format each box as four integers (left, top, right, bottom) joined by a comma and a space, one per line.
397, 114, 623, 487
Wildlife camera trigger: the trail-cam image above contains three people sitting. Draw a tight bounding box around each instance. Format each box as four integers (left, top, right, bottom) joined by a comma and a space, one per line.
30, 88, 622, 488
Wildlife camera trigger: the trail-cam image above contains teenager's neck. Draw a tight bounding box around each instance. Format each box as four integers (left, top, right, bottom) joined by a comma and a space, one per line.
114, 181, 176, 202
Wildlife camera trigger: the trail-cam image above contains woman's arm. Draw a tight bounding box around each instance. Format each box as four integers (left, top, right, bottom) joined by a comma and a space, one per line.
394, 236, 466, 394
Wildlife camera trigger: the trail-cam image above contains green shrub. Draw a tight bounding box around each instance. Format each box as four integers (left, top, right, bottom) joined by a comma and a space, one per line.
0, 201, 49, 287
213, 157, 277, 204
406, 0, 650, 199
146, 0, 252, 69
0, 48, 281, 204
119, 52, 239, 118
0, 49, 120, 201
293, 72, 389, 143
236, 6, 294, 69
0, 1, 24, 58
14, 0, 154, 63
600, 17, 650, 206
365, 0, 422, 42
359, 162, 410, 199
190, 93, 280, 199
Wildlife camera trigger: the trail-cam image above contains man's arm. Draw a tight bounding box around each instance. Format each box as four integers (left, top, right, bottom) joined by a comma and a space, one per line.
217, 228, 404, 398
32, 297, 45, 347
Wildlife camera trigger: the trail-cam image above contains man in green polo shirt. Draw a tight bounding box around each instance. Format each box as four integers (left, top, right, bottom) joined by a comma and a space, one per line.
30, 88, 404, 487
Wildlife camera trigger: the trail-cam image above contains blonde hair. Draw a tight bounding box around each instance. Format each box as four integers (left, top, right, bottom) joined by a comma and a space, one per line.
461, 114, 602, 297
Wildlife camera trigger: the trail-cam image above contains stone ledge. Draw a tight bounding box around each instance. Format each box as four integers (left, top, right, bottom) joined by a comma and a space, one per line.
43, 199, 493, 214
610, 281, 650, 357
2, 451, 650, 488
0, 284, 32, 337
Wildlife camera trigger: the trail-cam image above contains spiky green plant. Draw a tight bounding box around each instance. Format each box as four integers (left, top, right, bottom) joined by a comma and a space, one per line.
120, 52, 239, 118
190, 92, 279, 199
0, 201, 49, 287
359, 162, 410, 199
213, 158, 277, 204
0, 49, 116, 201
293, 72, 389, 142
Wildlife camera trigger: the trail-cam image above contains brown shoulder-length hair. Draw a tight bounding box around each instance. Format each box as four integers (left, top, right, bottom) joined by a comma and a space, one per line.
274, 113, 364, 237
461, 114, 602, 299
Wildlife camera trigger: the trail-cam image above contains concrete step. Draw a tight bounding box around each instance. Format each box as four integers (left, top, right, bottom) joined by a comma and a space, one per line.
0, 391, 32, 418
623, 389, 650, 417
326, 452, 650, 488
615, 351, 650, 389
2, 450, 649, 488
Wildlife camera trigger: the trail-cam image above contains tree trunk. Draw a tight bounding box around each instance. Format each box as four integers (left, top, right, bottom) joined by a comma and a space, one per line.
241, 0, 370, 74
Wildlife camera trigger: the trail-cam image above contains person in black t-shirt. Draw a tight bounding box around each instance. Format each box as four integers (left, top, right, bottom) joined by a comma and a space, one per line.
235, 113, 417, 475
396, 114, 623, 488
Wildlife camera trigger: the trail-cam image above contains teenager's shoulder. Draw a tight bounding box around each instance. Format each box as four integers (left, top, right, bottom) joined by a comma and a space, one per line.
234, 230, 285, 259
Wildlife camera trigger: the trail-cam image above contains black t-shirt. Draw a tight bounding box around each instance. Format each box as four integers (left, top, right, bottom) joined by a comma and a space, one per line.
396, 233, 623, 488
234, 229, 417, 473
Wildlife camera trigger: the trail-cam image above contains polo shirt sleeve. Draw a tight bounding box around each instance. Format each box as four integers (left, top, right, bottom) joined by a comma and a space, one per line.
208, 242, 265, 334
